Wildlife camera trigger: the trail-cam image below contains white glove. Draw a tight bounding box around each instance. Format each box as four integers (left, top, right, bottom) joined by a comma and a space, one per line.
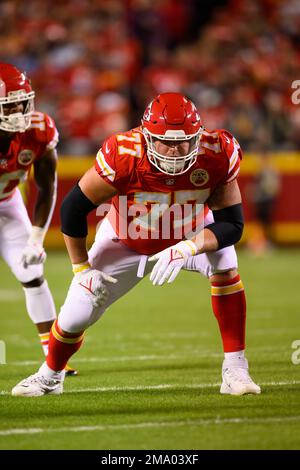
149, 240, 198, 286
73, 261, 117, 308
22, 226, 47, 268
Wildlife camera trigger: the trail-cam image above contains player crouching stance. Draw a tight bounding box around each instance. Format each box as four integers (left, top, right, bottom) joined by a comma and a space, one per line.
0, 63, 76, 376
12, 92, 260, 397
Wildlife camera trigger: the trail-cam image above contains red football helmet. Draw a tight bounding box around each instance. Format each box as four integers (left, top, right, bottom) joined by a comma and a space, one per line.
141, 92, 203, 175
0, 63, 35, 133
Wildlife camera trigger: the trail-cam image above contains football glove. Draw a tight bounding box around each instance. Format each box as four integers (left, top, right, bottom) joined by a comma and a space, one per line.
22, 226, 47, 268
149, 240, 198, 286
73, 261, 117, 308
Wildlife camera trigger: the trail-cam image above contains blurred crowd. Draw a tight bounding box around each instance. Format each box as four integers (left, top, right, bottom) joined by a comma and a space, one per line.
0, 0, 300, 155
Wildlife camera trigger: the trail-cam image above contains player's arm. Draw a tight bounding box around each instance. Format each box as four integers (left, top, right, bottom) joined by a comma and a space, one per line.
193, 178, 243, 253
33, 148, 57, 229
61, 166, 117, 264
60, 167, 118, 307
21, 148, 57, 268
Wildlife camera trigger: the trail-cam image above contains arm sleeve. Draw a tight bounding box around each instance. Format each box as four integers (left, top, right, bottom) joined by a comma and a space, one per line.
60, 184, 98, 238
205, 203, 244, 249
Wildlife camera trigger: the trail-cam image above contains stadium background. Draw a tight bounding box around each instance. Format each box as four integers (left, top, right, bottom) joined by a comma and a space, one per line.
1, 0, 300, 451
1, 0, 300, 248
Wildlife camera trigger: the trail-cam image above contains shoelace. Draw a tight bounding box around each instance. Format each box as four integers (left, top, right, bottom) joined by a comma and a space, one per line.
224, 367, 253, 384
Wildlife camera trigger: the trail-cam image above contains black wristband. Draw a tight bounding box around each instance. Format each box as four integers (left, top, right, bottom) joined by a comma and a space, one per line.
60, 184, 97, 238
205, 203, 244, 249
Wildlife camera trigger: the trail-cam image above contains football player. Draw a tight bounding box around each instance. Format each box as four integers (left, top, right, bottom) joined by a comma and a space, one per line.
0, 63, 76, 375
12, 92, 260, 396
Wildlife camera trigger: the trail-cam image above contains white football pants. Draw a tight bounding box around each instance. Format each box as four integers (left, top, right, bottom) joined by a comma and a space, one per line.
0, 189, 43, 282
58, 215, 238, 333
0, 189, 56, 324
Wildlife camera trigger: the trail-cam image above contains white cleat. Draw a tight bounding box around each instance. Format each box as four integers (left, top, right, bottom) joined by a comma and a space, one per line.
220, 358, 261, 395
12, 373, 63, 397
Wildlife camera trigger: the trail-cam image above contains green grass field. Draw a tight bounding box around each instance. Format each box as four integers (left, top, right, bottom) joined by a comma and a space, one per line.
0, 248, 299, 450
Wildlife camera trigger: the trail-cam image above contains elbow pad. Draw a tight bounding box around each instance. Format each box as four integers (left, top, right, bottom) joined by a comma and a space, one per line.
205, 203, 244, 249
60, 184, 97, 238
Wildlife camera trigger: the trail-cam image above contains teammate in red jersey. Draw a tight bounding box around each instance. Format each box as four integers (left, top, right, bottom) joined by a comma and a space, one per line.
12, 92, 260, 396
0, 63, 76, 375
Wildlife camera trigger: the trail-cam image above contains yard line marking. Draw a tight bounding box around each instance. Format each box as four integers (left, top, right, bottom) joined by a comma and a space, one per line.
1, 415, 300, 436
70, 383, 219, 393
0, 383, 218, 396
9, 353, 221, 366
0, 289, 23, 301
63, 380, 300, 394
0, 428, 43, 435
9, 346, 290, 367
9, 360, 40, 366
1, 380, 300, 396
112, 332, 207, 340
252, 328, 298, 335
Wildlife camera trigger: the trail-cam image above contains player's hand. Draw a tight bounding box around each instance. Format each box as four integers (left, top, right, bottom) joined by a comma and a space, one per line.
149, 240, 198, 286
22, 226, 47, 268
73, 262, 117, 308
21, 243, 47, 268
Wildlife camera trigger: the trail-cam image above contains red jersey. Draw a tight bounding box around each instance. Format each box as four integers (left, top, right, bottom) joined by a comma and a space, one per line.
95, 127, 242, 255
0, 111, 58, 201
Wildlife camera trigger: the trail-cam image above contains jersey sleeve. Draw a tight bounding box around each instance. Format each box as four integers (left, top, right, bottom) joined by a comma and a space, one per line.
94, 135, 129, 193
30, 112, 59, 153
45, 114, 59, 150
220, 130, 243, 184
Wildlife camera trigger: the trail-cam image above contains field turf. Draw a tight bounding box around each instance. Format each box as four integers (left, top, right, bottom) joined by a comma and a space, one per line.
0, 248, 299, 450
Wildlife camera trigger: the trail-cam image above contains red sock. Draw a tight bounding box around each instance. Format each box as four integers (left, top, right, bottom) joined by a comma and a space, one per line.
211, 274, 246, 353
46, 320, 84, 371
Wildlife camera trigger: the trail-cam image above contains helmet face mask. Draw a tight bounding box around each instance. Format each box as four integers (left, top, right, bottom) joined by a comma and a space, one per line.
143, 129, 201, 175
0, 63, 35, 133
141, 92, 203, 175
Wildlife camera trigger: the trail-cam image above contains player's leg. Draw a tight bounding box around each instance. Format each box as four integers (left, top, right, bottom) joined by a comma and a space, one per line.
22, 276, 56, 356
0, 190, 76, 375
0, 190, 56, 352
184, 245, 260, 395
44, 218, 148, 376
20, 275, 77, 377
12, 218, 148, 396
209, 266, 260, 395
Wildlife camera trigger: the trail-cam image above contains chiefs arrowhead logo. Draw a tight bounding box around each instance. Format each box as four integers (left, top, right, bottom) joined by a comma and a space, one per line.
18, 149, 35, 166
190, 169, 209, 187
142, 101, 154, 122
